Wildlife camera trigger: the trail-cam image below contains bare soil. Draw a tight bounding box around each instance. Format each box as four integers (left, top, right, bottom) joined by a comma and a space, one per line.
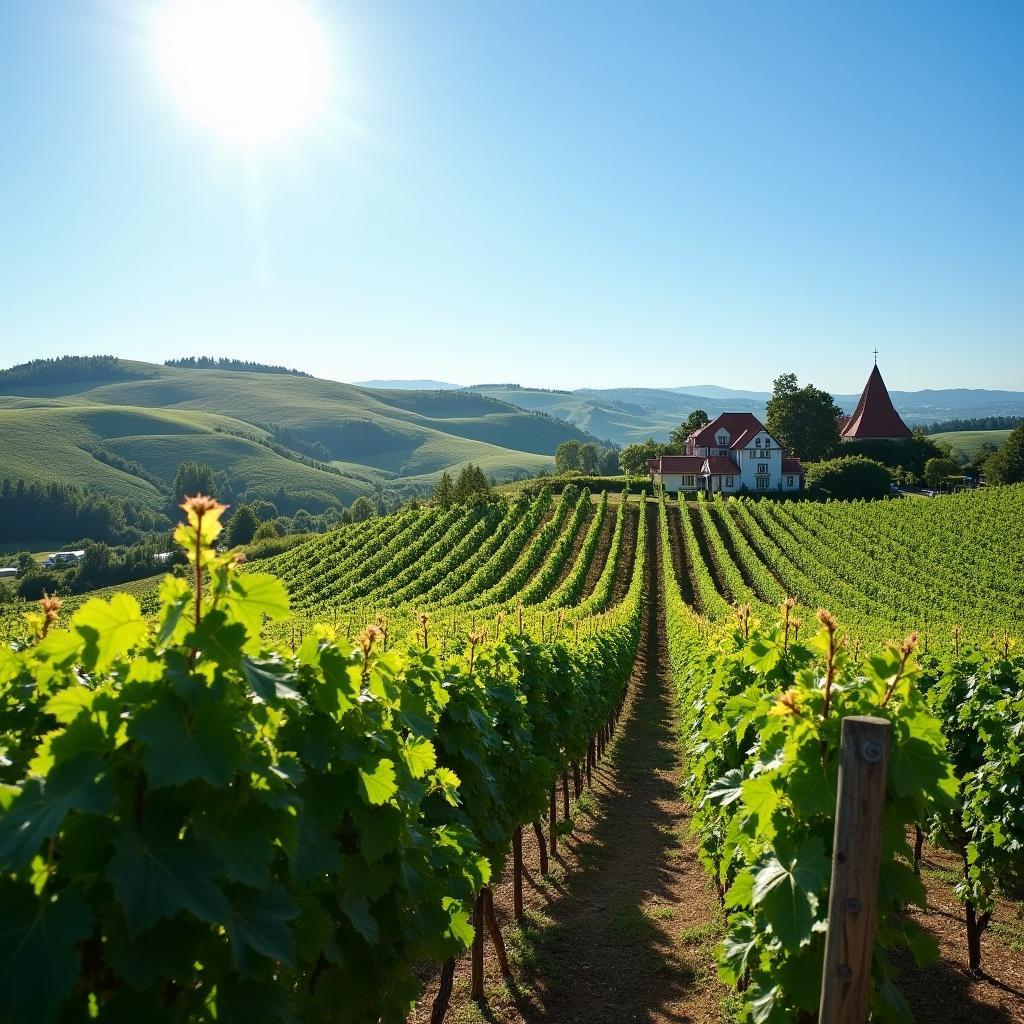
893, 844, 1024, 1023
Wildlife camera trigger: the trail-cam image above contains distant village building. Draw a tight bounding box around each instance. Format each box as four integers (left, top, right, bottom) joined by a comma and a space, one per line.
42, 550, 85, 569
840, 361, 912, 442
648, 413, 802, 494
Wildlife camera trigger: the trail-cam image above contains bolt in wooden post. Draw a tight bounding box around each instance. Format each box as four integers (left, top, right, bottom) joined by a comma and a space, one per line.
512, 827, 524, 920
819, 716, 891, 1024
471, 893, 485, 1001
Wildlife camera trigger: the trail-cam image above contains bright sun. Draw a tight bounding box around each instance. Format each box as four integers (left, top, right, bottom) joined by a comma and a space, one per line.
154, 0, 330, 145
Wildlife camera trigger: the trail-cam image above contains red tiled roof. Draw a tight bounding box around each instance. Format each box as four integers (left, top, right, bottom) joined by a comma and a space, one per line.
841, 366, 912, 440
690, 413, 768, 450
703, 457, 739, 475
782, 457, 802, 473
650, 455, 705, 474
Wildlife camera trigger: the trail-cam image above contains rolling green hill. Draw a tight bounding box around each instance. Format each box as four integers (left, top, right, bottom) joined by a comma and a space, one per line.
930, 428, 1012, 459
0, 359, 590, 508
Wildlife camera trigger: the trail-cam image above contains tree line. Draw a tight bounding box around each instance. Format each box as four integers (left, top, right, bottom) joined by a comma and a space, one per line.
163, 356, 312, 376
0, 355, 144, 386
923, 415, 1023, 434
0, 479, 161, 545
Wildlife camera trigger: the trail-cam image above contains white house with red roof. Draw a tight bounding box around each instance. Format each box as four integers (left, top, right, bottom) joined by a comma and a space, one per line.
648, 412, 802, 494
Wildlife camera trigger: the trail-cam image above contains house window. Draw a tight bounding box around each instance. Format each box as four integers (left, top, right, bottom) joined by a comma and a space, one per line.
725, 476, 734, 488
749, 450, 755, 459
756, 477, 770, 489
787, 475, 794, 487
717, 435, 728, 447
761, 449, 769, 458
684, 475, 694, 487
755, 437, 761, 447
756, 463, 769, 475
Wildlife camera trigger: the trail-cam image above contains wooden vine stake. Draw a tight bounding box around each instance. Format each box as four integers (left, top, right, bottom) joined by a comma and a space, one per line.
471, 893, 485, 1001
430, 959, 456, 1024
512, 827, 524, 920
819, 716, 891, 1024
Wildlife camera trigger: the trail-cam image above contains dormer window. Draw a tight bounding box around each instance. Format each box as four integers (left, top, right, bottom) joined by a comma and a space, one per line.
716, 435, 728, 447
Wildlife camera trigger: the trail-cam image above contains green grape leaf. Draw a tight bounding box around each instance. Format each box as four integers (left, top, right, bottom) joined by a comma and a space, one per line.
752, 837, 827, 949
225, 885, 298, 975
400, 736, 437, 779
42, 686, 93, 724
72, 593, 148, 671
104, 915, 205, 989
35, 628, 85, 666
0, 881, 91, 1024
193, 803, 280, 888
341, 894, 379, 943
358, 758, 398, 806
156, 575, 192, 647
724, 868, 755, 909
129, 693, 241, 789
188, 609, 247, 670
0, 755, 114, 869
718, 913, 757, 985
289, 816, 341, 886
216, 977, 297, 1024
705, 768, 744, 807
106, 821, 228, 933
890, 737, 956, 804
225, 573, 290, 636
357, 805, 404, 863
242, 657, 303, 703
741, 774, 780, 827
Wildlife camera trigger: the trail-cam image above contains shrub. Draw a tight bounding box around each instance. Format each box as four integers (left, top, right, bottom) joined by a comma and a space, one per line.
804, 455, 892, 500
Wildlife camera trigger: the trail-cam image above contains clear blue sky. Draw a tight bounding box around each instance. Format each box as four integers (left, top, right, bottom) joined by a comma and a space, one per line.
1, 1, 1022, 392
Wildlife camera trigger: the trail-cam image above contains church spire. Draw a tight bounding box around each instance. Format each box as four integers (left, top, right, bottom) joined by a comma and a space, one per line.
840, 362, 912, 441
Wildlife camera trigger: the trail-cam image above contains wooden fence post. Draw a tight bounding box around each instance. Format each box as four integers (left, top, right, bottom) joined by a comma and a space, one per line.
819, 716, 891, 1024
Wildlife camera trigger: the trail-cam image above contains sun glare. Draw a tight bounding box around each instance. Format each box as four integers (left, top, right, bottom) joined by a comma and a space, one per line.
154, 0, 330, 145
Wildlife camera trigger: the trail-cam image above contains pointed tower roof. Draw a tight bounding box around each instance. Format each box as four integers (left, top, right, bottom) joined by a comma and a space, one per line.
841, 365, 912, 440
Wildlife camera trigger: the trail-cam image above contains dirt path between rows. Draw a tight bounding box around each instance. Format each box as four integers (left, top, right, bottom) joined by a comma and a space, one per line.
410, 505, 728, 1024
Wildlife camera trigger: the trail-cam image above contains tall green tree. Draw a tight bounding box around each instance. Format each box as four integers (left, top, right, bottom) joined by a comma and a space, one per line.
669, 409, 710, 451
227, 504, 260, 546
171, 462, 217, 503
453, 464, 491, 502
765, 373, 842, 462
619, 439, 669, 476
984, 422, 1024, 484
431, 472, 455, 507
579, 443, 600, 475
349, 496, 376, 522
554, 440, 584, 474
923, 457, 960, 490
